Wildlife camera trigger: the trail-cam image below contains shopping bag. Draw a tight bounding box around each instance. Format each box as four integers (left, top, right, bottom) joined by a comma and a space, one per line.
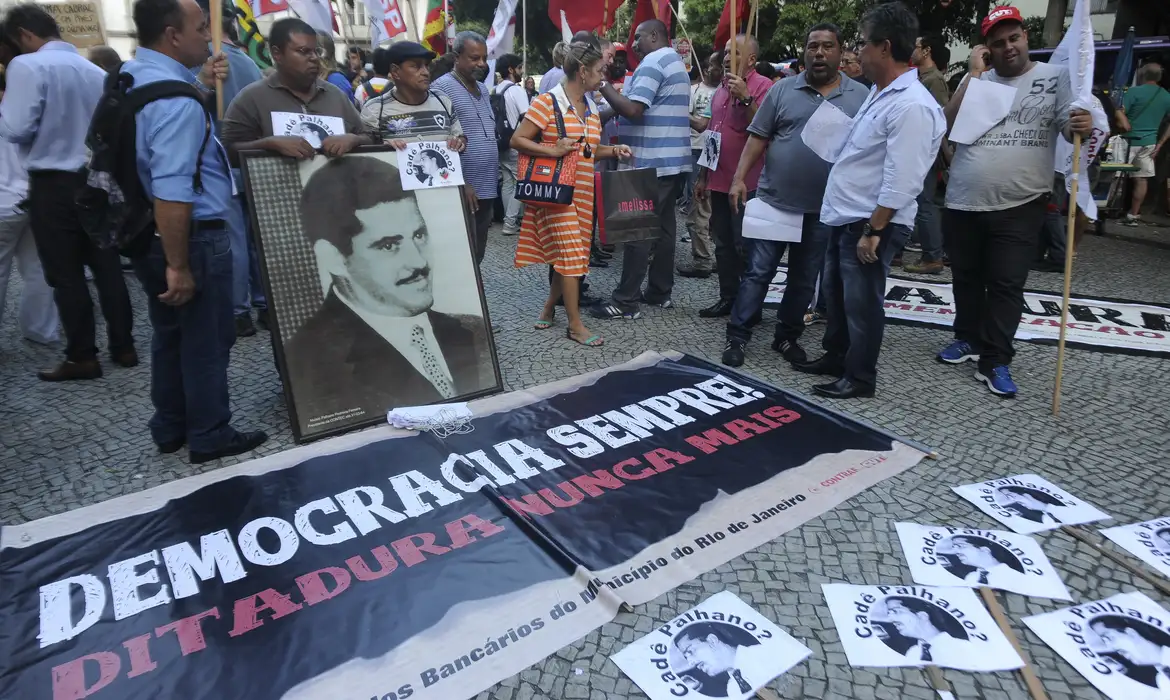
596, 167, 659, 245
516, 98, 579, 206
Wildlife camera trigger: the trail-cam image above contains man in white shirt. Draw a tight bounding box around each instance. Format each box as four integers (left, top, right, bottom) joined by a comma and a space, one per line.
796, 2, 944, 399
282, 156, 493, 427
939, 534, 1025, 588
493, 53, 529, 236
936, 6, 1094, 399
876, 596, 969, 666
673, 622, 773, 698
0, 70, 58, 345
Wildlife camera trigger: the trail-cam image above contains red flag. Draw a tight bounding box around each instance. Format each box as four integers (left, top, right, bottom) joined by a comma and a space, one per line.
624, 0, 670, 69
714, 0, 749, 54
547, 0, 610, 37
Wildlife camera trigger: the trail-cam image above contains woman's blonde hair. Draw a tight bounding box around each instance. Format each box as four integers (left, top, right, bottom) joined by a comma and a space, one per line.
563, 41, 603, 79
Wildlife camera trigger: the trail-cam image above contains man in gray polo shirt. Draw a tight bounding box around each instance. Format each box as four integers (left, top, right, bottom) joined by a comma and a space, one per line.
721, 23, 868, 368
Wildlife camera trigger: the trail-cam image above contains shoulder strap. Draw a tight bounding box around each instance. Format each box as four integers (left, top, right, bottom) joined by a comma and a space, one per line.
549, 95, 567, 139
362, 80, 375, 100
125, 78, 212, 194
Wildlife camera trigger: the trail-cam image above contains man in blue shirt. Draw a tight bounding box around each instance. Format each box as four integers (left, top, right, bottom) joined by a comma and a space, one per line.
213, 9, 268, 338
123, 0, 267, 463
0, 4, 135, 381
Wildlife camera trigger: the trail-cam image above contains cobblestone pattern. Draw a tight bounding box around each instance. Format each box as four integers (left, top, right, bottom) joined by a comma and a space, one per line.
2, 215, 1169, 700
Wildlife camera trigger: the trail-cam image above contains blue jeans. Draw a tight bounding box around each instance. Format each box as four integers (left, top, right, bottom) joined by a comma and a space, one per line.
229, 168, 267, 314
679, 148, 701, 214
914, 163, 943, 262
133, 227, 236, 451
822, 221, 910, 389
727, 213, 831, 344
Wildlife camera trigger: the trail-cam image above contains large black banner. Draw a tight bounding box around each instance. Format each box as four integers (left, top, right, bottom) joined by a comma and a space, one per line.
0, 353, 926, 700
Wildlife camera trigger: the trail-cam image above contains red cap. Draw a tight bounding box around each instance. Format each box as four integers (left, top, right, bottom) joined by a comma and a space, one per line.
613, 42, 627, 53
981, 6, 1024, 37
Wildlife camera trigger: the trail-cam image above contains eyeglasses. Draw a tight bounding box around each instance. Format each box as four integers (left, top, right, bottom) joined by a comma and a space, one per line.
289, 46, 326, 59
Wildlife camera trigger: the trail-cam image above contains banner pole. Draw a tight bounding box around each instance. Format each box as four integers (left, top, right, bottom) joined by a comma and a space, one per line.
521, 0, 526, 71
1052, 132, 1081, 416
1061, 525, 1170, 596
924, 666, 953, 699
738, 0, 757, 76
211, 0, 224, 119
979, 587, 1049, 700
728, 0, 737, 76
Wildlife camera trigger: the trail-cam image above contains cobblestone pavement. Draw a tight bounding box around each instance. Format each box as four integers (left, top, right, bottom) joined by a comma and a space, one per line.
2, 218, 1169, 700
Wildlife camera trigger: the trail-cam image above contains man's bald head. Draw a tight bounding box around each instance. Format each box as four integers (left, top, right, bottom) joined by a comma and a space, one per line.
88, 45, 122, 72
723, 34, 759, 74
633, 18, 669, 57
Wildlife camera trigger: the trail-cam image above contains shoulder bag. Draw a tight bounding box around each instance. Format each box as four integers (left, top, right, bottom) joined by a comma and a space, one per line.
515, 96, 580, 206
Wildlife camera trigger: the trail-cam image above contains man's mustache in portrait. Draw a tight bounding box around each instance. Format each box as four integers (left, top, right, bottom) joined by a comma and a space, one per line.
398, 266, 431, 285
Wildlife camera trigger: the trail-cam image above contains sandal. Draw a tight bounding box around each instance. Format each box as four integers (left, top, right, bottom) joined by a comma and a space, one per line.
534, 318, 554, 330
567, 329, 604, 347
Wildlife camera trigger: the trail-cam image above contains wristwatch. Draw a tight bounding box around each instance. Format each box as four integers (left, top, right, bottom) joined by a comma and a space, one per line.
862, 222, 885, 238
737, 94, 754, 107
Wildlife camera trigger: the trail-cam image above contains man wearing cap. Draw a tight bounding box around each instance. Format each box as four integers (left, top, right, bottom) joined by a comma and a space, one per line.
221, 17, 374, 165
937, 6, 1093, 398
360, 40, 466, 154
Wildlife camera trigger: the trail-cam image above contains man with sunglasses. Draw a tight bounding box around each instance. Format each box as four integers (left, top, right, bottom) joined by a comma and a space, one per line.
221, 17, 375, 164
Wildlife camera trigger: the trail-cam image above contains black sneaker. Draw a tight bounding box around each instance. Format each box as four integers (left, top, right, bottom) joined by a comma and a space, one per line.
771, 338, 808, 364
235, 313, 256, 338
255, 308, 270, 331
190, 430, 268, 464
641, 295, 674, 309
722, 339, 746, 367
591, 303, 642, 320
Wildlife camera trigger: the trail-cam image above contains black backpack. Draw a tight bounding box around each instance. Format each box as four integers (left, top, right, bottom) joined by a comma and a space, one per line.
490, 82, 518, 153
77, 71, 212, 259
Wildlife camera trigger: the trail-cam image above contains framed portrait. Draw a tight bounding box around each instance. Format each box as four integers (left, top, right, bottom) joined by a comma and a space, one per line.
241, 146, 503, 442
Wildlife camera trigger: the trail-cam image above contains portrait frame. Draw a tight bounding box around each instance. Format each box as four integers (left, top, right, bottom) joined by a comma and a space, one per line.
241, 145, 503, 443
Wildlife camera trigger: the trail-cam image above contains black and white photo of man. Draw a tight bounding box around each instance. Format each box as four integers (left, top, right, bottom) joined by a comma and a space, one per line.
672, 622, 769, 698
410, 148, 450, 186
282, 155, 494, 429
937, 535, 1026, 587
996, 485, 1067, 524
293, 120, 333, 147
1155, 528, 1170, 555
1089, 615, 1170, 690
872, 596, 969, 665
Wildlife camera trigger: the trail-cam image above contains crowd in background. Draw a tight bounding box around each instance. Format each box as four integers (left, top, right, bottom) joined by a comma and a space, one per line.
0, 0, 1167, 463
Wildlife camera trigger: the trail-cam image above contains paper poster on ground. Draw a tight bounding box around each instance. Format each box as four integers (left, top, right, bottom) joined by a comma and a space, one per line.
1101, 517, 1170, 581
1023, 591, 1170, 699
396, 141, 465, 190
822, 584, 1023, 672
894, 522, 1071, 600
612, 591, 810, 700
271, 112, 346, 148
952, 474, 1110, 534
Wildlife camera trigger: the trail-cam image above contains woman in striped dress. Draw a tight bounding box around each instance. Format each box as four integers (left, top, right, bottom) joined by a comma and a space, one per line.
511, 42, 631, 347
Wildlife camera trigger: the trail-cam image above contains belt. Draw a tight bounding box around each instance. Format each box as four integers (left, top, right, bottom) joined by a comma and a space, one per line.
193, 219, 226, 231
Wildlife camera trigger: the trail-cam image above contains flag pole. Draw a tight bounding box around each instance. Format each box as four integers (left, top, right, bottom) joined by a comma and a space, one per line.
211, 0, 224, 119
1052, 132, 1081, 416
739, 0, 757, 76
521, 0, 527, 72
728, 0, 737, 76
980, 587, 1049, 700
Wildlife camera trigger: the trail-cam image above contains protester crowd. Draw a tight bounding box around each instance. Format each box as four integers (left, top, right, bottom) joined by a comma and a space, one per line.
1, 0, 1166, 463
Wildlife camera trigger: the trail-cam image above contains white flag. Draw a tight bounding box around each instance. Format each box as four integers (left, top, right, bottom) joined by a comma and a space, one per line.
559, 10, 573, 43
1050, 0, 1108, 220
286, 0, 334, 33
485, 0, 518, 59
364, 0, 408, 45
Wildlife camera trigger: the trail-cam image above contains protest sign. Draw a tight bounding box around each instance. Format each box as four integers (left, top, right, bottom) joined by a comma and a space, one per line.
1101, 517, 1170, 581
41, 2, 105, 49
953, 474, 1110, 534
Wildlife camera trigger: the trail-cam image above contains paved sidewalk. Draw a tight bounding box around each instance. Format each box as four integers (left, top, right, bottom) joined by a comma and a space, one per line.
2, 223, 1169, 700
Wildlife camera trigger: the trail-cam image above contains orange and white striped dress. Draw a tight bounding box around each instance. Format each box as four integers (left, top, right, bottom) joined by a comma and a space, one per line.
514, 89, 602, 278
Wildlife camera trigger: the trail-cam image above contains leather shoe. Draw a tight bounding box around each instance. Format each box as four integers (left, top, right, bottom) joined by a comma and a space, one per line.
677, 266, 712, 279
721, 339, 745, 367
813, 378, 875, 399
157, 438, 186, 454
190, 430, 269, 464
37, 360, 102, 382
699, 299, 734, 318
111, 349, 139, 368
791, 354, 845, 377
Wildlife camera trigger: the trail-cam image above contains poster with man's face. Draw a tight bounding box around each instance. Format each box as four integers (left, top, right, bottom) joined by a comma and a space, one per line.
822, 584, 1023, 672
242, 149, 502, 441
1024, 592, 1170, 699
952, 473, 1110, 534
611, 591, 809, 699
894, 522, 1071, 600
1101, 517, 1170, 582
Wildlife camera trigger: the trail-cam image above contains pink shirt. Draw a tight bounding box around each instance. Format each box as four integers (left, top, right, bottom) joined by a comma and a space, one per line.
707, 70, 773, 193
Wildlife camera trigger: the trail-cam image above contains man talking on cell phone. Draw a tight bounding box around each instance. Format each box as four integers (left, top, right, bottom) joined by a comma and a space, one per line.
936, 6, 1094, 399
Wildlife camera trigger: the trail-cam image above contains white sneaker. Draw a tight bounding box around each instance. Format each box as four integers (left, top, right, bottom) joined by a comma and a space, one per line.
1121, 215, 1141, 227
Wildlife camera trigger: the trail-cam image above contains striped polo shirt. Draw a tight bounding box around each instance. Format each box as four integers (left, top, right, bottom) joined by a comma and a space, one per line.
618, 46, 691, 177
432, 73, 499, 200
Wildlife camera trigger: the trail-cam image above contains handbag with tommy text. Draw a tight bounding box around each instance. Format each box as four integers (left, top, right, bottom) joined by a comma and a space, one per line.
516, 98, 579, 206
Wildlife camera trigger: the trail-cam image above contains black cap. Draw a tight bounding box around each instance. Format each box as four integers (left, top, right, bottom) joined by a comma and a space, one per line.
387, 41, 435, 65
